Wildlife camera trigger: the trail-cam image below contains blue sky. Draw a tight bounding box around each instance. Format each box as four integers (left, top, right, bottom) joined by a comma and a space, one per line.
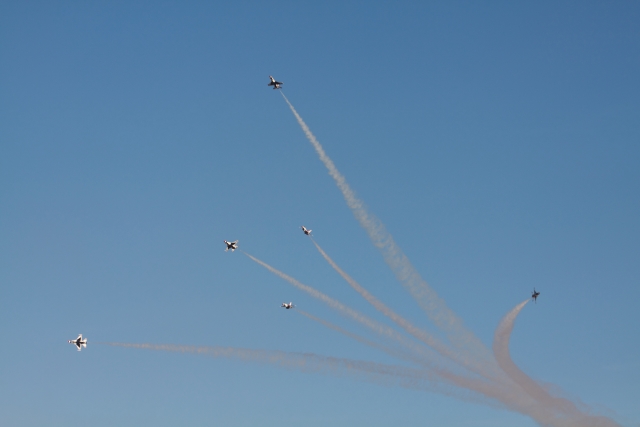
1, 1, 639, 426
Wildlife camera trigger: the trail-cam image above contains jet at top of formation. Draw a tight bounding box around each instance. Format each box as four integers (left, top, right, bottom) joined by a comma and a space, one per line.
68, 334, 87, 351
224, 240, 238, 252
281, 302, 294, 309
301, 226, 312, 236
268, 76, 283, 89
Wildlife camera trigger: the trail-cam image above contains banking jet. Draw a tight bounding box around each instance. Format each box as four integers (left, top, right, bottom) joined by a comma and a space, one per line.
281, 302, 294, 309
268, 76, 283, 89
68, 334, 87, 351
301, 226, 312, 236
531, 288, 540, 303
224, 240, 238, 252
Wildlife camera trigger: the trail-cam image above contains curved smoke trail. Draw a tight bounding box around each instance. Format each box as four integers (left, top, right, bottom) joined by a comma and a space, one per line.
101, 342, 489, 404
296, 308, 450, 371
241, 250, 449, 370
277, 94, 621, 426
296, 308, 401, 357
280, 92, 494, 367
493, 300, 620, 427
310, 238, 494, 378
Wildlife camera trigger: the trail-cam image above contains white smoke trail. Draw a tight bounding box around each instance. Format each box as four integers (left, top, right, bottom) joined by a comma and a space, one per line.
241, 250, 450, 370
297, 304, 587, 427
296, 308, 398, 357
295, 308, 450, 371
294, 307, 517, 411
278, 95, 621, 426
101, 341, 487, 402
311, 238, 499, 378
280, 92, 494, 365
493, 301, 621, 427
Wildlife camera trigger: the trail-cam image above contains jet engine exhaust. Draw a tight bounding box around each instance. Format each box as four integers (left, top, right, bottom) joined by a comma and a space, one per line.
280, 92, 493, 367
310, 237, 498, 379
241, 249, 445, 367
100, 341, 485, 401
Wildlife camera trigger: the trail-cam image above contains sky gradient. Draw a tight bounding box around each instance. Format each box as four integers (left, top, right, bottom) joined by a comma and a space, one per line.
1, 2, 639, 426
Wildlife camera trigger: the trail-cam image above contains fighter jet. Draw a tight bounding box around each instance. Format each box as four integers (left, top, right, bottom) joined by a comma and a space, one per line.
301, 226, 312, 236
224, 240, 238, 252
281, 302, 294, 309
68, 334, 87, 351
268, 75, 283, 89
531, 288, 540, 303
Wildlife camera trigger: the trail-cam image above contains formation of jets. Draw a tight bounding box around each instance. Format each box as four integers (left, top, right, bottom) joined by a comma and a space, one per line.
268, 75, 283, 89
68, 76, 542, 352
68, 334, 87, 351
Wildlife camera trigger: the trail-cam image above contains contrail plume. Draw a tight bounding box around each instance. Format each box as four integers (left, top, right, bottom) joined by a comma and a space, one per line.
100, 341, 533, 415
241, 250, 452, 371
295, 308, 439, 369
101, 342, 488, 402
493, 301, 621, 427
295, 308, 507, 406
311, 238, 497, 378
278, 94, 621, 426
244, 263, 557, 421
280, 92, 493, 365
296, 308, 396, 356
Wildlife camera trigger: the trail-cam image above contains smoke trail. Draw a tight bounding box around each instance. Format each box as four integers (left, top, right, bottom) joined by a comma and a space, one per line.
280, 92, 493, 365
294, 307, 511, 410
296, 308, 395, 355
102, 341, 486, 402
244, 251, 619, 427
311, 238, 499, 378
295, 308, 442, 370
493, 301, 621, 427
493, 299, 565, 406
241, 250, 455, 372
102, 341, 536, 414
278, 95, 622, 426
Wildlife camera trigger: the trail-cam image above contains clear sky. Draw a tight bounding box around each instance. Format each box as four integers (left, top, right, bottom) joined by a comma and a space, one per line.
1, 1, 639, 426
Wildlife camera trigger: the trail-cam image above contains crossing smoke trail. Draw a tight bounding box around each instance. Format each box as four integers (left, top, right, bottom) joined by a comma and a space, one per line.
296, 308, 397, 356
240, 250, 446, 369
295, 308, 446, 370
311, 237, 494, 378
101, 342, 486, 402
295, 295, 611, 426
239, 250, 593, 424
493, 301, 620, 427
277, 94, 621, 426
294, 308, 519, 410
280, 92, 494, 366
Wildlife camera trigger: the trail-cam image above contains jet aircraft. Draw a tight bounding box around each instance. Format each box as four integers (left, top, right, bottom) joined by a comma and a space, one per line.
301, 226, 312, 236
281, 302, 294, 309
268, 75, 283, 89
224, 240, 238, 252
68, 334, 87, 351
531, 288, 540, 303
